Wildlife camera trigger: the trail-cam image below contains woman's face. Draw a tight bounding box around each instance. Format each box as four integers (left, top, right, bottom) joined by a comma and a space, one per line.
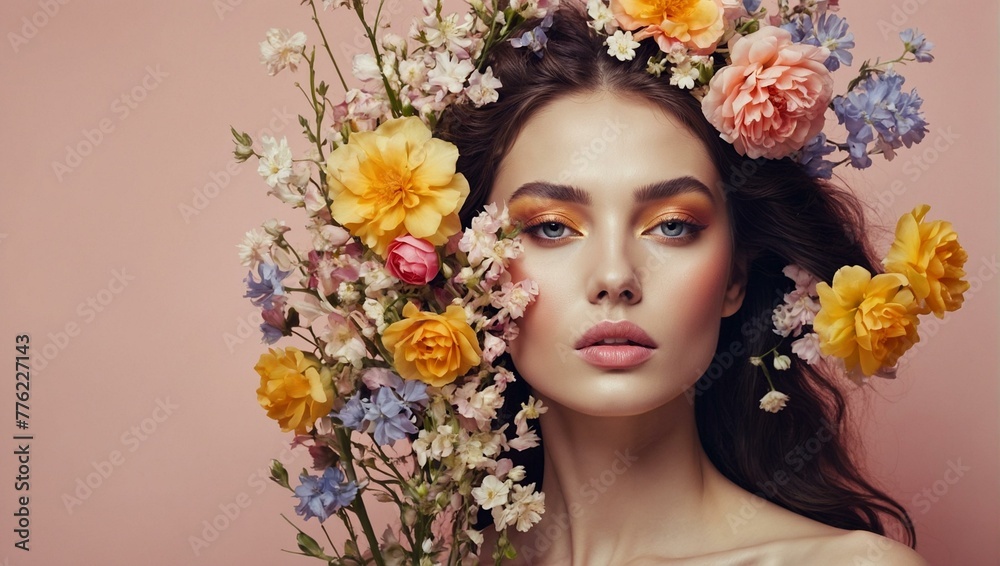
487, 91, 745, 417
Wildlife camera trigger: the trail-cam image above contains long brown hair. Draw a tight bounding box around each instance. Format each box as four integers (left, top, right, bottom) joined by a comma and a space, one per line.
437, 4, 916, 546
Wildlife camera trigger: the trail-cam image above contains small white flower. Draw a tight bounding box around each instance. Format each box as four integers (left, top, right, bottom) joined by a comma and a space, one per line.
749, 356, 763, 367
587, 0, 617, 34
605, 30, 640, 62
257, 136, 294, 188
351, 53, 382, 82
465, 529, 484, 547
465, 66, 502, 107
471, 475, 510, 510
668, 61, 700, 90
773, 354, 792, 371
427, 51, 475, 94
259, 28, 307, 76
646, 56, 667, 77
237, 228, 275, 268
759, 390, 790, 413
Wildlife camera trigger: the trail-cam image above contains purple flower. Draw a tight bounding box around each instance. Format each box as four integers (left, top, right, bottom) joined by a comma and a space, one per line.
509, 14, 552, 57
243, 262, 291, 310
743, 0, 762, 12
781, 14, 853, 71
293, 467, 358, 522
796, 133, 836, 179
332, 393, 368, 430
364, 387, 418, 446
395, 379, 429, 414
832, 71, 927, 169
900, 28, 934, 62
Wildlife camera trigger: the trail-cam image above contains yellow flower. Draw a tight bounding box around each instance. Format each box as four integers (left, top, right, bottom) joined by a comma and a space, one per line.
611, 0, 725, 52
814, 266, 921, 378
324, 117, 470, 257
381, 303, 482, 387
883, 205, 969, 318
255, 346, 334, 434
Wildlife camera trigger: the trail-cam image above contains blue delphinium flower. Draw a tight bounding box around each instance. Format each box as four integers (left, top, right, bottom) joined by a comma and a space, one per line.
364, 387, 418, 446
743, 0, 762, 13
331, 393, 369, 431
243, 263, 291, 309
395, 379, 429, 415
510, 14, 553, 57
832, 71, 928, 169
797, 133, 836, 179
780, 14, 813, 44
814, 13, 854, 71
900, 28, 934, 62
293, 467, 358, 522
260, 321, 283, 344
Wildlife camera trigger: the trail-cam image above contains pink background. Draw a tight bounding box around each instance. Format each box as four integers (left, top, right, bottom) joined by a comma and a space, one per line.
1, 1, 997, 564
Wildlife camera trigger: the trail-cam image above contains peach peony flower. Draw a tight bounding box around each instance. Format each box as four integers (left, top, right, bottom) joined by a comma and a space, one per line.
701, 27, 833, 159
381, 302, 482, 387
610, 0, 725, 53
883, 205, 969, 318
255, 346, 334, 434
324, 117, 470, 258
814, 266, 921, 378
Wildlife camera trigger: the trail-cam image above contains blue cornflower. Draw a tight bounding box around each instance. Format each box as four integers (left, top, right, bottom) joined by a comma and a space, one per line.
510, 14, 553, 57
395, 379, 429, 415
293, 467, 358, 522
796, 133, 836, 179
780, 14, 813, 44
832, 71, 927, 169
900, 28, 934, 63
243, 263, 291, 310
260, 322, 283, 344
743, 0, 762, 13
331, 393, 369, 431
364, 387, 418, 446
814, 13, 854, 71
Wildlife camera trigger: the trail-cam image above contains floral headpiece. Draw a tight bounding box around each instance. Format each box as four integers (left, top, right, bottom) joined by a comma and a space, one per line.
233, 0, 964, 562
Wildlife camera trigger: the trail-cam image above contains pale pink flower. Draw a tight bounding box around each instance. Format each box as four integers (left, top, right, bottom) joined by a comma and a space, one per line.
482, 332, 507, 364
783, 264, 821, 296
701, 27, 833, 159
351, 53, 382, 82
465, 67, 502, 107
237, 227, 275, 268
491, 280, 539, 319
759, 390, 790, 413
257, 136, 293, 188
385, 235, 440, 284
259, 28, 307, 76
791, 332, 822, 365
427, 51, 475, 94
508, 428, 541, 451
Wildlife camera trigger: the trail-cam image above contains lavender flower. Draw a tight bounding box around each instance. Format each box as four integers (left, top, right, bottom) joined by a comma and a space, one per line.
832, 71, 928, 169
781, 14, 853, 71
364, 387, 418, 446
797, 133, 836, 179
332, 393, 368, 430
743, 0, 762, 12
293, 467, 358, 522
243, 262, 291, 309
900, 28, 934, 62
509, 14, 553, 57
395, 379, 429, 414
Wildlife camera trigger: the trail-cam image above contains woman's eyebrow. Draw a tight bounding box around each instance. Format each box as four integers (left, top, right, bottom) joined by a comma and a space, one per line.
508, 176, 714, 205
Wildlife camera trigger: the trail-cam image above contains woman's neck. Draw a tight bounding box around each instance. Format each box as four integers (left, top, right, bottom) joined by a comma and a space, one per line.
508, 393, 738, 564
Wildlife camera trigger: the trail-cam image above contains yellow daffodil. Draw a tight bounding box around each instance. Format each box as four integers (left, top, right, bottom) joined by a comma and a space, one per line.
814, 266, 920, 378
883, 205, 969, 318
324, 117, 470, 257
255, 346, 334, 434
381, 303, 482, 387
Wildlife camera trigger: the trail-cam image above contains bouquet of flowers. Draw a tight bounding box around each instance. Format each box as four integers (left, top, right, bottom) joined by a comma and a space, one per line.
233, 0, 965, 562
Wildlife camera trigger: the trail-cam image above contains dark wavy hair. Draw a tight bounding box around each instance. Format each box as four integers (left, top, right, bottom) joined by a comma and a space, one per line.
437, 3, 916, 547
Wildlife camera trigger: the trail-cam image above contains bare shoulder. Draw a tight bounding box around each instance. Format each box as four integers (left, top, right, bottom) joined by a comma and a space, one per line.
815, 531, 929, 566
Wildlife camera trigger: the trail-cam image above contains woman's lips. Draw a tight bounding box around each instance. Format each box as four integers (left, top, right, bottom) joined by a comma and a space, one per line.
574, 344, 655, 369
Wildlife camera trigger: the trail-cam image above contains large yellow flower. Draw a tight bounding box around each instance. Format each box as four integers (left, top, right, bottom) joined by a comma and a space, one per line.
381, 303, 482, 387
611, 0, 725, 52
255, 346, 334, 434
324, 117, 470, 258
814, 266, 921, 378
883, 205, 969, 318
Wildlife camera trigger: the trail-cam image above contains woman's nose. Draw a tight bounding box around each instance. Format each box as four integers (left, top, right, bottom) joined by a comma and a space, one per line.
585, 237, 642, 306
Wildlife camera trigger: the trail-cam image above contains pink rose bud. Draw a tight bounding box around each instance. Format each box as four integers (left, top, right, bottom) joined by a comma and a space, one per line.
385, 235, 440, 285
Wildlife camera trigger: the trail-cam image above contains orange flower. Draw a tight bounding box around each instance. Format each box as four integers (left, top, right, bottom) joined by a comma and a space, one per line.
611, 0, 725, 53
381, 303, 482, 387
255, 347, 334, 434
883, 205, 969, 318
814, 266, 920, 378
324, 117, 470, 257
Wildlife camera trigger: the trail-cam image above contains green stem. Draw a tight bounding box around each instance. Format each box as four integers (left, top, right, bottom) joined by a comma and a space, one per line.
337, 427, 387, 566
308, 0, 349, 91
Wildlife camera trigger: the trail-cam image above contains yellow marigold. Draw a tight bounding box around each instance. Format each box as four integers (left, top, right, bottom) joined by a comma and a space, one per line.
883, 204, 969, 318
381, 303, 482, 387
255, 346, 334, 434
814, 266, 921, 378
324, 117, 470, 257
611, 0, 725, 52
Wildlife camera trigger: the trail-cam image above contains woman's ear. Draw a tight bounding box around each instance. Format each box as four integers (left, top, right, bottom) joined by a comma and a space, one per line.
722, 254, 748, 318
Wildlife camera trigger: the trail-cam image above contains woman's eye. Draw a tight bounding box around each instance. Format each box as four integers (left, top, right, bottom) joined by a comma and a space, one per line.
649, 219, 703, 240
527, 221, 574, 240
